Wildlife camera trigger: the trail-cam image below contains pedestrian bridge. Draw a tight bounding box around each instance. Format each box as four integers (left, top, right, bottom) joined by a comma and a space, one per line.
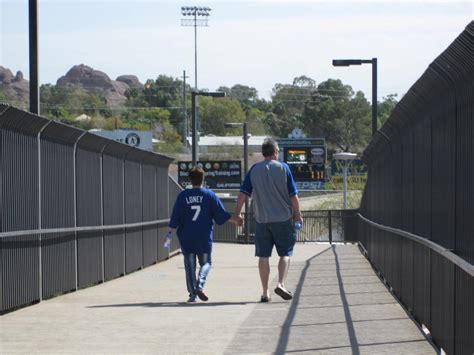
0, 243, 437, 354
1, 22, 473, 354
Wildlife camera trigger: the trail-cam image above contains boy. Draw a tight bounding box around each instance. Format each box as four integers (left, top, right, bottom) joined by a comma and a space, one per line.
167, 166, 242, 303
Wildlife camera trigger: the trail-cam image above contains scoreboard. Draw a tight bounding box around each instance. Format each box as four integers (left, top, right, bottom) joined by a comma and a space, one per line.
277, 138, 327, 190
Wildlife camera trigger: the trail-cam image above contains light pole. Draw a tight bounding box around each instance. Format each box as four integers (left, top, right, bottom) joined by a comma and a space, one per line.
332, 58, 378, 136
29, 0, 39, 114
333, 152, 357, 209
180, 6, 211, 90
191, 91, 225, 166
225, 122, 249, 242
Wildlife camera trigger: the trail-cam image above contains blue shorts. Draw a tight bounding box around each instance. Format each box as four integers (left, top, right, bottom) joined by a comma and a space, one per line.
255, 219, 296, 257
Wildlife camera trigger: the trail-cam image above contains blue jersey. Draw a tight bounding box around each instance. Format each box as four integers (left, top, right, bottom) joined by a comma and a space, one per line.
169, 187, 231, 254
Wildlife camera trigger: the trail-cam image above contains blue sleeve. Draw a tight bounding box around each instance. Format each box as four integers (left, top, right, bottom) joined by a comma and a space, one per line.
283, 163, 298, 197
240, 166, 253, 196
169, 192, 183, 228
210, 192, 231, 225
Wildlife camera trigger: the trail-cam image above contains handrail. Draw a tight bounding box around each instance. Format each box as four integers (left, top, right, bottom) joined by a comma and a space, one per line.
358, 213, 474, 277
0, 219, 169, 239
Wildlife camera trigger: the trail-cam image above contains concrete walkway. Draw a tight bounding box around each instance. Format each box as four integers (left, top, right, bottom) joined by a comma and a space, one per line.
0, 244, 437, 354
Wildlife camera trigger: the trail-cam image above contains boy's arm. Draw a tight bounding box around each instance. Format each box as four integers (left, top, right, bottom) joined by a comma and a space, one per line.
168, 193, 182, 231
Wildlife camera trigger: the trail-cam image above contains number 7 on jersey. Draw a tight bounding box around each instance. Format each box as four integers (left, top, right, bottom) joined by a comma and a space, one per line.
191, 205, 201, 221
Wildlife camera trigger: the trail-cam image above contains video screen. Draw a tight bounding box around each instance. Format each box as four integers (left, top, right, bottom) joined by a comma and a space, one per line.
286, 150, 307, 164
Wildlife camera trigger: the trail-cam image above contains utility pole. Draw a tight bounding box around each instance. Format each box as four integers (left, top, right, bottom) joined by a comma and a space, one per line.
182, 70, 189, 149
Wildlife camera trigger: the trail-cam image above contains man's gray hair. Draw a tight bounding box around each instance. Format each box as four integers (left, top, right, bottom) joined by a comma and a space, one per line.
262, 138, 278, 157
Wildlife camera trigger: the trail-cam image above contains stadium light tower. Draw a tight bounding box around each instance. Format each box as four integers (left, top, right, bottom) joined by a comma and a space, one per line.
181, 6, 212, 90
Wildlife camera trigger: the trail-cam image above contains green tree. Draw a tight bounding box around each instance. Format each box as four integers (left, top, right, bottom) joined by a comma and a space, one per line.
302, 79, 371, 153
245, 107, 267, 135
198, 97, 245, 136
40, 84, 106, 121
155, 121, 182, 154
378, 94, 398, 127
269, 75, 317, 137
0, 91, 8, 102
142, 75, 190, 130
125, 87, 149, 109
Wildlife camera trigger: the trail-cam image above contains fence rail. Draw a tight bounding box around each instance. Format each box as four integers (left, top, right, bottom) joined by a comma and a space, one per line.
213, 209, 358, 244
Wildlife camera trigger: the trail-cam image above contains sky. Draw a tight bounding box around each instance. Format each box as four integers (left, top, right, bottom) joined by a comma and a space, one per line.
1, 0, 473, 100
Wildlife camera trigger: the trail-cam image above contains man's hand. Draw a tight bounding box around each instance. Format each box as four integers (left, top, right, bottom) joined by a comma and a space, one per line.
229, 215, 243, 226
293, 212, 303, 225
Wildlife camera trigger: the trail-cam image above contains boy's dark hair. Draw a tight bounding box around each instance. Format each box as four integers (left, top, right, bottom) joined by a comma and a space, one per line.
189, 166, 204, 186
262, 138, 278, 157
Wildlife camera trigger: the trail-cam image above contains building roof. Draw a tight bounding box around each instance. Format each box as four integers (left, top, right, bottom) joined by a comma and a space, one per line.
187, 135, 268, 147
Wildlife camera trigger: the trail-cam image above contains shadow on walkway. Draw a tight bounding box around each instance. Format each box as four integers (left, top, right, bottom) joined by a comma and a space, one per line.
226, 244, 437, 354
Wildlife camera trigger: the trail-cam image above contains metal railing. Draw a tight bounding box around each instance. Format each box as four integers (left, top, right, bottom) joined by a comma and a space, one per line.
0, 104, 177, 313
358, 22, 474, 355
357, 213, 474, 355
213, 209, 358, 244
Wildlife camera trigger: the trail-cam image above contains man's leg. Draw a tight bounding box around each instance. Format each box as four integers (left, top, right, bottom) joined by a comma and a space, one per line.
272, 219, 295, 300
258, 257, 271, 298
277, 256, 291, 289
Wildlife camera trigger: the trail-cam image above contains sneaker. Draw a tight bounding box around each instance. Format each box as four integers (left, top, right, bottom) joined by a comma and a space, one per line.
195, 288, 208, 301
274, 286, 293, 300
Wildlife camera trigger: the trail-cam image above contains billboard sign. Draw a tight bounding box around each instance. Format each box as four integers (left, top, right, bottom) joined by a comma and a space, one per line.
178, 160, 242, 189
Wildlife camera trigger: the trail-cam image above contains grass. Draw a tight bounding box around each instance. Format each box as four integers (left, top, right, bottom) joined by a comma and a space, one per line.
301, 190, 362, 210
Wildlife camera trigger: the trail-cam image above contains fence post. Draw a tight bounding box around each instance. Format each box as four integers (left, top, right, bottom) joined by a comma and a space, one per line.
99, 144, 108, 282
73, 132, 87, 291
37, 120, 52, 301
122, 156, 126, 275
328, 210, 333, 244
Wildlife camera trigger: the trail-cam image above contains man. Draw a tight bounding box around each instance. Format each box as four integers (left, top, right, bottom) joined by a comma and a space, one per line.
168, 166, 242, 303
234, 138, 303, 302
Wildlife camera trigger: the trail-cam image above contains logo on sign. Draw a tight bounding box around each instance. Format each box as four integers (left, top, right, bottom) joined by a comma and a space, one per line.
311, 148, 324, 155
125, 133, 140, 147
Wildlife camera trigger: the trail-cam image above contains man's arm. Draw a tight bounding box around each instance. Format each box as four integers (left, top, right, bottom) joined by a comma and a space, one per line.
290, 195, 303, 224
235, 191, 247, 216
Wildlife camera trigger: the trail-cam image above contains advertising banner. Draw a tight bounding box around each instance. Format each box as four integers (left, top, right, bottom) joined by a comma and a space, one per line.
178, 160, 242, 189
91, 129, 153, 151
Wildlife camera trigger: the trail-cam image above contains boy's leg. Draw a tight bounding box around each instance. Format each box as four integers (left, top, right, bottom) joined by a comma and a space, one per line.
196, 252, 212, 290
183, 253, 197, 300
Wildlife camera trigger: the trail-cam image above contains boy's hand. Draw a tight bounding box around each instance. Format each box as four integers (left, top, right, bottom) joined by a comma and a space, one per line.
229, 215, 243, 226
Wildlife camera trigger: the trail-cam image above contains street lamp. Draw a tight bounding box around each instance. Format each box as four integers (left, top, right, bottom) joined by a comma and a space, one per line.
332, 58, 378, 136
191, 91, 225, 166
180, 6, 212, 90
224, 122, 249, 242
333, 152, 357, 209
